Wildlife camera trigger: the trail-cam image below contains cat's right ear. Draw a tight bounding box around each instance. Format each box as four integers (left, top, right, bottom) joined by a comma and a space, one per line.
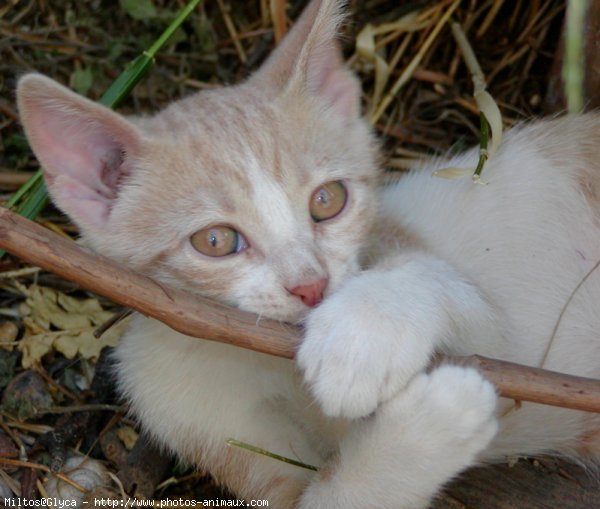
17, 74, 142, 231
251, 0, 360, 120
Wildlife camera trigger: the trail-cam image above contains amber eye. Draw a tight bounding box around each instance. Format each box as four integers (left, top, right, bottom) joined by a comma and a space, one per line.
309, 181, 347, 222
190, 225, 247, 257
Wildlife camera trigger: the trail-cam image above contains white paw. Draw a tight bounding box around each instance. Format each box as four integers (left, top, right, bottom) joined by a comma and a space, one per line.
296, 273, 440, 419
298, 366, 498, 509
383, 365, 499, 461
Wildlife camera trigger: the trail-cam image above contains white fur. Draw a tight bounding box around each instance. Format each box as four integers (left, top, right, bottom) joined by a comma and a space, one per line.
299, 366, 498, 509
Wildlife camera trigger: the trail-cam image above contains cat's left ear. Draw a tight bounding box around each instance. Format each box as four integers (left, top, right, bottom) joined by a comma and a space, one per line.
17, 74, 143, 231
252, 0, 360, 120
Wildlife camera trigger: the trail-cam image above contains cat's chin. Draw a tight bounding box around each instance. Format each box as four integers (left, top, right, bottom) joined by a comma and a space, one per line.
278, 309, 311, 325
256, 308, 310, 325
237, 300, 312, 325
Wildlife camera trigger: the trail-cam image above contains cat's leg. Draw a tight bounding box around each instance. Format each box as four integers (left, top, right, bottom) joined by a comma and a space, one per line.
117, 322, 325, 509
298, 365, 499, 509
297, 252, 501, 419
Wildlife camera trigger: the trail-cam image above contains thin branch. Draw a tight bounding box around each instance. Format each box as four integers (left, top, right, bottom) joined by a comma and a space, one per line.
540, 256, 600, 369
1, 207, 600, 413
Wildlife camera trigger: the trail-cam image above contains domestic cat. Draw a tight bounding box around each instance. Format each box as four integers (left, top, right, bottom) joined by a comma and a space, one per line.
16, 0, 600, 507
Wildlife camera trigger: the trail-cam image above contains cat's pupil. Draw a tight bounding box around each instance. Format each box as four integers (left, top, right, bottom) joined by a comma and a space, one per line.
316, 188, 331, 207
207, 228, 233, 249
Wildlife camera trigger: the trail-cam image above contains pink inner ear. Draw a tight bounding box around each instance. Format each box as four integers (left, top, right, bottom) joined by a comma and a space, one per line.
35, 113, 123, 197
52, 174, 112, 229
302, 35, 360, 121
312, 66, 360, 120
20, 87, 137, 230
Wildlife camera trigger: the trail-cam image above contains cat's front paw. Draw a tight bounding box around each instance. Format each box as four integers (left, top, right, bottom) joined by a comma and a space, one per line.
298, 366, 498, 509
297, 273, 440, 419
381, 365, 499, 467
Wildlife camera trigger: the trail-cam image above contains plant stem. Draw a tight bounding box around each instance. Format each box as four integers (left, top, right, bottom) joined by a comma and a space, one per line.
564, 0, 588, 113
226, 439, 319, 471
473, 113, 490, 182
449, 21, 502, 182
100, 0, 203, 108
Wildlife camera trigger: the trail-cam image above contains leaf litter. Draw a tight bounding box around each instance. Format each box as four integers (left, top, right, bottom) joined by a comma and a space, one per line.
17, 285, 126, 368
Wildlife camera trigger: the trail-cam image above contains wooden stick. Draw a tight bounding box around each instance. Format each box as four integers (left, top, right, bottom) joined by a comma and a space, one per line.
1, 206, 600, 413
0, 208, 295, 359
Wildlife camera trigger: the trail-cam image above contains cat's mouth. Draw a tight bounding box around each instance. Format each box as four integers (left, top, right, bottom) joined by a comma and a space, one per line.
253, 301, 314, 325
234, 290, 324, 325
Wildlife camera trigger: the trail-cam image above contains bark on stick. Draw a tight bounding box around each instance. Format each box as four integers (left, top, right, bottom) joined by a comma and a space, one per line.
1, 207, 599, 413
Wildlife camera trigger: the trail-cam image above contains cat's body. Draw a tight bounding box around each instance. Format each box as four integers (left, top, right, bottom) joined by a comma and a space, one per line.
16, 0, 600, 507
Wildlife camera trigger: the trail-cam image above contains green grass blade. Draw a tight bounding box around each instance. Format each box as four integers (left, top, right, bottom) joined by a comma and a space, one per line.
99, 52, 155, 109
5, 169, 43, 210
100, 0, 202, 108
564, 0, 588, 113
147, 0, 202, 57
226, 439, 319, 471
17, 179, 48, 219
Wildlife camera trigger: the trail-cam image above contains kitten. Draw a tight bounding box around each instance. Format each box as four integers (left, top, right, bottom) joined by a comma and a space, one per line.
16, 0, 600, 507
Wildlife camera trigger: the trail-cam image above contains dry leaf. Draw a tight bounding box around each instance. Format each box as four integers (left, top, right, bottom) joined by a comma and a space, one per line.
355, 11, 428, 117
17, 286, 128, 368
18, 329, 54, 369
475, 90, 503, 158
116, 426, 139, 451
0, 322, 18, 352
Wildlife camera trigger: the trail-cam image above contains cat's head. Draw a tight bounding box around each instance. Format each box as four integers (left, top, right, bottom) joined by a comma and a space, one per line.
16, 0, 379, 322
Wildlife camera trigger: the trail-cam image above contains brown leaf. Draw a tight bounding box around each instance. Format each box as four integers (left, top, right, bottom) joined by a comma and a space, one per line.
17, 286, 127, 368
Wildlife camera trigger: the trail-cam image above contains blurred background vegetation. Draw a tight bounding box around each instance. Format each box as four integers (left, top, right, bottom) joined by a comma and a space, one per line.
1, 0, 567, 181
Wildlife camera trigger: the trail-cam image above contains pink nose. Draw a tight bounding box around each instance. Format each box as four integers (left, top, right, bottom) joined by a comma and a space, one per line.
287, 278, 328, 308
